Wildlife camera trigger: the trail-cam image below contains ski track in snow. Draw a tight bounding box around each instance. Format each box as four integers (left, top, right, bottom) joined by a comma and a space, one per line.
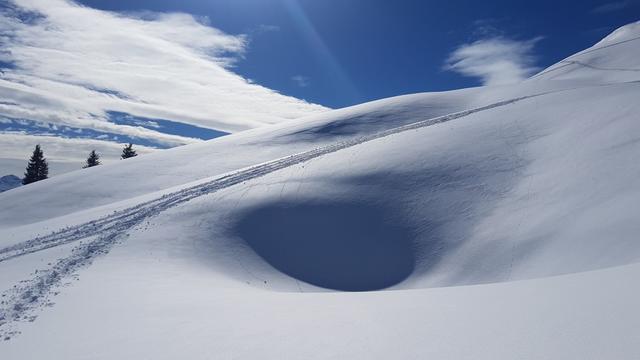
0, 92, 548, 339
535, 60, 640, 81
531, 35, 640, 79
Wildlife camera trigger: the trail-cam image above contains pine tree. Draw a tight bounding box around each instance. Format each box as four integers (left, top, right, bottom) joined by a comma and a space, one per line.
83, 150, 101, 168
120, 143, 137, 159
23, 144, 49, 185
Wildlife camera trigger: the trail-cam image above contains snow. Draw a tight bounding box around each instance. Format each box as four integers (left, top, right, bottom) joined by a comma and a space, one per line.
532, 20, 640, 83
1, 21, 640, 359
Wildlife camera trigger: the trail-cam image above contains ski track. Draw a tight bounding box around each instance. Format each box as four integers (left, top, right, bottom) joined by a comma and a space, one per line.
534, 59, 640, 80
0, 93, 545, 339
531, 35, 640, 79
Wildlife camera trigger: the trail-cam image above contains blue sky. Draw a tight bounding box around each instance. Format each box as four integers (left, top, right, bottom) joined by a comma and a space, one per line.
0, 0, 637, 173
78, 0, 640, 108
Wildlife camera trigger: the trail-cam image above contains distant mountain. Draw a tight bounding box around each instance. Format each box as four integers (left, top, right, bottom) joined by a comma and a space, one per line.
0, 175, 22, 193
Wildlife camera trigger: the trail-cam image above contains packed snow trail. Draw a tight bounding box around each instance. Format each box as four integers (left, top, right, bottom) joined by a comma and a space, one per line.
0, 93, 545, 337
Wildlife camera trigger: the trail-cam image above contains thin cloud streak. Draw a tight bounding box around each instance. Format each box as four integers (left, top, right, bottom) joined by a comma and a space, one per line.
291, 75, 310, 87
591, 1, 630, 13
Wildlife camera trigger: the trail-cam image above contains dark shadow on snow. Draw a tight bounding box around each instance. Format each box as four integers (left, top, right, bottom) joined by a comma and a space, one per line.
234, 202, 415, 291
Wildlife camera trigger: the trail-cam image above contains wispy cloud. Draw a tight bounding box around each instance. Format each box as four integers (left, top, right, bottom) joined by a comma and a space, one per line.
291, 75, 310, 87
591, 1, 630, 13
444, 36, 542, 86
0, 0, 329, 176
471, 18, 506, 38
254, 24, 280, 34
0, 0, 328, 147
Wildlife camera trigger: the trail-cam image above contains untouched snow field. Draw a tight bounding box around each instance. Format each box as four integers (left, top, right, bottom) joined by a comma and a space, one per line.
1, 21, 640, 359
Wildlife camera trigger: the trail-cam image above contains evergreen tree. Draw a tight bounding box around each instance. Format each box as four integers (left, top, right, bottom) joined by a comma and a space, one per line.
83, 150, 101, 168
23, 144, 49, 185
120, 143, 137, 159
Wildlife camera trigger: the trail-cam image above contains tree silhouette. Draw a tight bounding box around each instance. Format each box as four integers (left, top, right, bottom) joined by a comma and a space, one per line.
121, 143, 137, 159
83, 150, 101, 168
23, 144, 49, 185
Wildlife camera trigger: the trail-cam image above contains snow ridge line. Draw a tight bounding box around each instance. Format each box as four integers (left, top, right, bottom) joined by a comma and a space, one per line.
0, 93, 543, 337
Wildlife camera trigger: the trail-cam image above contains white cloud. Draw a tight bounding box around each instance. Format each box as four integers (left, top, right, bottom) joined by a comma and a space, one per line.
291, 75, 310, 87
591, 1, 630, 13
444, 36, 542, 86
0, 0, 328, 148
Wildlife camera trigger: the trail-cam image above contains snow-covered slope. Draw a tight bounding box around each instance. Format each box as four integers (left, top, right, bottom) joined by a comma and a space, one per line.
1, 21, 639, 359
532, 20, 640, 83
0, 82, 570, 227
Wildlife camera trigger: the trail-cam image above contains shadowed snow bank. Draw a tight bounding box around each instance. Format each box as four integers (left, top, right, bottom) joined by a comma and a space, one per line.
234, 201, 415, 291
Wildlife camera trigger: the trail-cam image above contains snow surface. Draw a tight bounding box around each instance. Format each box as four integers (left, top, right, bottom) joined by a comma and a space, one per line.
1, 21, 640, 359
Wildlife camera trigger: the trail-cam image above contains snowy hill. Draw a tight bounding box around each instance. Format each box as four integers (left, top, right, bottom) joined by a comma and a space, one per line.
532, 20, 640, 83
1, 21, 639, 359
0, 175, 21, 193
